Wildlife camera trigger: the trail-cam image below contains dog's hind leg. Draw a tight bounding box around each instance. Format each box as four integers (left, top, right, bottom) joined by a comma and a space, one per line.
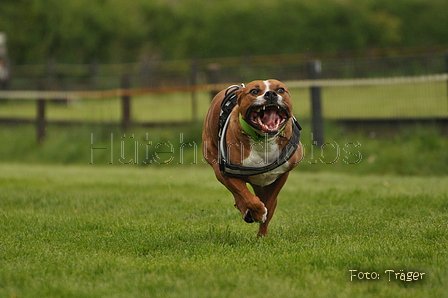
252, 172, 290, 236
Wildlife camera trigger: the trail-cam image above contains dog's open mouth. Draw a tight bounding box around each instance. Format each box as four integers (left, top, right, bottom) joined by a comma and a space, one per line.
246, 103, 290, 134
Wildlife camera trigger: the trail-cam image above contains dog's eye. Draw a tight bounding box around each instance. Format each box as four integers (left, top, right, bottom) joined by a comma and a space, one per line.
277, 87, 286, 94
250, 89, 260, 96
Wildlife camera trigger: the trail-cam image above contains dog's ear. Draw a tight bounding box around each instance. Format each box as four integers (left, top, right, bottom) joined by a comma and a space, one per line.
236, 84, 245, 105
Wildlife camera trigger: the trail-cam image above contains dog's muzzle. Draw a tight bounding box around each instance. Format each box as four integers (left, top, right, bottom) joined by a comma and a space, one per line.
245, 93, 290, 135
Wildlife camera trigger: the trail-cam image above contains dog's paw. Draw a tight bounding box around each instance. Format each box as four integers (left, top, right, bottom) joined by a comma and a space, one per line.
244, 207, 268, 224
243, 209, 255, 223
258, 207, 268, 223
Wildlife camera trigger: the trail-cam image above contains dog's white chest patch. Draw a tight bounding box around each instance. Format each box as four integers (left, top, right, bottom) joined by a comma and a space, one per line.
242, 138, 289, 186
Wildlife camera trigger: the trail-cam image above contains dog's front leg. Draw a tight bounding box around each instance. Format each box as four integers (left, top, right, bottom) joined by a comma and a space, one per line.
229, 179, 268, 223
226, 177, 268, 224
212, 166, 267, 223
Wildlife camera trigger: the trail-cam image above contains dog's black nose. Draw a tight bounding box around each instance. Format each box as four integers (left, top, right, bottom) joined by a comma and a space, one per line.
264, 91, 278, 102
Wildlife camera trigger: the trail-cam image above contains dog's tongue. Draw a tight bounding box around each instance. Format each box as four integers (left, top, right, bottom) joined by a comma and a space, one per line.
261, 109, 280, 130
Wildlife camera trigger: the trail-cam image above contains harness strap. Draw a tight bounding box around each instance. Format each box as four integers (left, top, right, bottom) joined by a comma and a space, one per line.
218, 85, 240, 139
218, 85, 302, 177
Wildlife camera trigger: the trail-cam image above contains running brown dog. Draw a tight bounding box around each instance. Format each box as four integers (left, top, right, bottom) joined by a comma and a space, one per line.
202, 79, 303, 236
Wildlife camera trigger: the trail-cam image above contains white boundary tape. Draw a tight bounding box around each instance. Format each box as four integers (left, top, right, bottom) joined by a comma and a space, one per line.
284, 73, 448, 88
0, 73, 446, 100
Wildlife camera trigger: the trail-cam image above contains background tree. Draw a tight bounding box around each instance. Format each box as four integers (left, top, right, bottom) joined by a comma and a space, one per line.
0, 0, 446, 64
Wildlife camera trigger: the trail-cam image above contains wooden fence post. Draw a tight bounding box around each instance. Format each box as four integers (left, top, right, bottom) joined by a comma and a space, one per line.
190, 59, 199, 122
445, 51, 448, 111
308, 60, 324, 147
36, 98, 46, 144
121, 74, 131, 131
36, 80, 46, 144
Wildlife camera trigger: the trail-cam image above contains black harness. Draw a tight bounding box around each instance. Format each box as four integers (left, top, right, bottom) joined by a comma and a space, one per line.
218, 85, 302, 177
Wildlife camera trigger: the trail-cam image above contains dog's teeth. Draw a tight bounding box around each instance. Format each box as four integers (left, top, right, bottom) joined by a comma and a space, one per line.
262, 106, 266, 111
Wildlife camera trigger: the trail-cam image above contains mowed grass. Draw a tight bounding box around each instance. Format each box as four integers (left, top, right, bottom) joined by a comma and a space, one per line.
0, 80, 446, 122
1, 163, 447, 297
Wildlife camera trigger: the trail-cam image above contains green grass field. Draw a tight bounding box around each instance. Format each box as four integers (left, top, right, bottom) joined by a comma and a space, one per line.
1, 78, 447, 297
1, 163, 447, 297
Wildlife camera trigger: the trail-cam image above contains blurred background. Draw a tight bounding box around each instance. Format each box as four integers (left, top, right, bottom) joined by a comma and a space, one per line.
0, 0, 447, 175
